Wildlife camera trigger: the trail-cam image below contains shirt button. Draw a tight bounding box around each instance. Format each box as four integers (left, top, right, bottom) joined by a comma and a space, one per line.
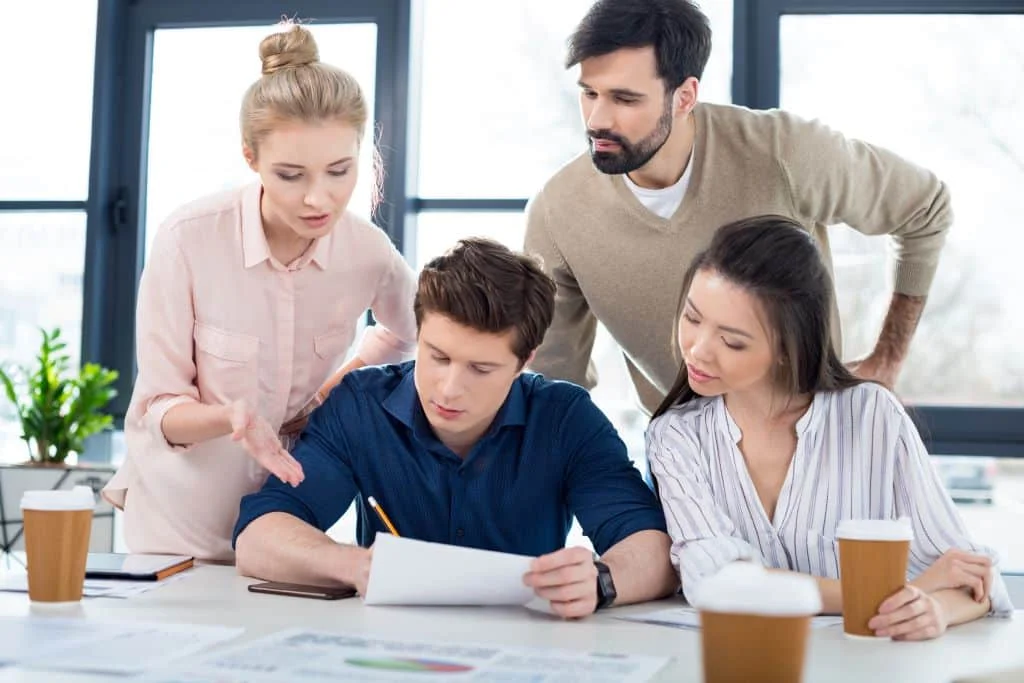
456, 529, 465, 538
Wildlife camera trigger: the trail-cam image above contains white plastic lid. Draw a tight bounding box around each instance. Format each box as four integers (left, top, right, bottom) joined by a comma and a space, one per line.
20, 486, 95, 511
694, 562, 822, 616
836, 518, 913, 542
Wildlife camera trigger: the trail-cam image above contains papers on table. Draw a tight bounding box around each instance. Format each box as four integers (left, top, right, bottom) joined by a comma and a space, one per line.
138, 629, 671, 683
0, 616, 242, 674
364, 533, 538, 606
0, 570, 190, 599
617, 605, 844, 631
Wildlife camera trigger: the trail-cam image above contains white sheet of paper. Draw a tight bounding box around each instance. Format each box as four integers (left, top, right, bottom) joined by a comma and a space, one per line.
617, 606, 844, 631
138, 628, 670, 683
363, 533, 537, 606
0, 617, 100, 665
0, 616, 242, 674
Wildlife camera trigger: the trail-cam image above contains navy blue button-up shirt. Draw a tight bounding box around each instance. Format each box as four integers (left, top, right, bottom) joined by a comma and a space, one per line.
234, 362, 665, 556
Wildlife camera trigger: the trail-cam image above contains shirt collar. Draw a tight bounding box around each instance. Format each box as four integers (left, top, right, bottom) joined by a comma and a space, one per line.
241, 183, 271, 269
241, 182, 332, 271
382, 363, 529, 437
794, 392, 824, 436
717, 392, 823, 444
307, 228, 332, 269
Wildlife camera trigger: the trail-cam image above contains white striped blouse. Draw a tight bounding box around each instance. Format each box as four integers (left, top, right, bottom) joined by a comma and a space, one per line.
646, 382, 1014, 616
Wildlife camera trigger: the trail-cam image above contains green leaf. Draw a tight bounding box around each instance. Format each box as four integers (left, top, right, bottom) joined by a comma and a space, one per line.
0, 366, 20, 407
0, 327, 118, 463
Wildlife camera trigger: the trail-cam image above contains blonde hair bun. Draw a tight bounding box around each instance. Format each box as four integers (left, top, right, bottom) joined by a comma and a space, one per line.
260, 23, 319, 76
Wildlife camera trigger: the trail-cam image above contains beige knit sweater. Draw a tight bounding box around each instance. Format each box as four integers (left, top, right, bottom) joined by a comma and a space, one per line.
525, 102, 952, 413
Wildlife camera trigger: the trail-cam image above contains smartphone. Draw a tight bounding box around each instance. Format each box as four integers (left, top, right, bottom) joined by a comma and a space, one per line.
247, 581, 357, 600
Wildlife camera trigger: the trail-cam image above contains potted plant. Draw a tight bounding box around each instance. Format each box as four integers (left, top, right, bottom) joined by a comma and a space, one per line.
0, 327, 120, 556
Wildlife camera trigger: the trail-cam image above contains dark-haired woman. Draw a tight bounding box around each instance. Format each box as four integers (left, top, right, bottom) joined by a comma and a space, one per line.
647, 214, 1012, 640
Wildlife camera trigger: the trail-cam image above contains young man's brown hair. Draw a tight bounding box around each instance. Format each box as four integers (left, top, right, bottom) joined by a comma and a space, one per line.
414, 238, 557, 365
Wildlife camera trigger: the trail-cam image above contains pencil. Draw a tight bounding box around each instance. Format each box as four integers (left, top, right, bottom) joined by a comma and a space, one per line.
367, 496, 400, 537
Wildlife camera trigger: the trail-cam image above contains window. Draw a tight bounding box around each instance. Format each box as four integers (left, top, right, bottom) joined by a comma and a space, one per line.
780, 12, 1024, 571
0, 214, 88, 463
416, 0, 733, 198
414, 212, 526, 268
0, 310, 15, 348
780, 14, 1024, 408
0, 2, 97, 200
944, 457, 1024, 570
0, 1, 96, 463
144, 23, 379, 258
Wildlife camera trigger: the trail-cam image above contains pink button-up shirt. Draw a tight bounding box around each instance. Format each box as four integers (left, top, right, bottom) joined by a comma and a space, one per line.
103, 183, 418, 561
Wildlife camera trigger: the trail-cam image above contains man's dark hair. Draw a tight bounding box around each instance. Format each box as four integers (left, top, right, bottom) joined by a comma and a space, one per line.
414, 238, 556, 364
566, 0, 712, 90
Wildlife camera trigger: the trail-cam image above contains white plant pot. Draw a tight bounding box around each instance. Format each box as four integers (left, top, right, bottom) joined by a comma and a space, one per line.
80, 431, 114, 464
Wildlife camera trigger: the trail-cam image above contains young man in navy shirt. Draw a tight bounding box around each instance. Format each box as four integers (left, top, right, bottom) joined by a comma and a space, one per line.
234, 238, 676, 617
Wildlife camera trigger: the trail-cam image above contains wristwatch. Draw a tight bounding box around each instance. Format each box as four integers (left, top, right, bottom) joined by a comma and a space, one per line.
594, 559, 617, 610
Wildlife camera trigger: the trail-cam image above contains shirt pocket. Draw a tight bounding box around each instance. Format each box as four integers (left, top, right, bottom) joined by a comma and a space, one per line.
193, 322, 259, 404
314, 325, 353, 364
806, 531, 841, 580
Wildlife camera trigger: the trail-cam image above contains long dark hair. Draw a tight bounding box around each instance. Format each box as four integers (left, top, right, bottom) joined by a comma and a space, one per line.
652, 215, 864, 419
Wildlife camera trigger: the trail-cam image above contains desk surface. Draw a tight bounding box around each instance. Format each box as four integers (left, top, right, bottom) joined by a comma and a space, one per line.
0, 565, 1021, 682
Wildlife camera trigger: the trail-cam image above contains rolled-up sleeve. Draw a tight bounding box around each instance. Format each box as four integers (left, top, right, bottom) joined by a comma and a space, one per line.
891, 405, 1014, 617
354, 239, 417, 366
129, 224, 201, 452
646, 413, 763, 604
233, 382, 361, 545
562, 393, 666, 555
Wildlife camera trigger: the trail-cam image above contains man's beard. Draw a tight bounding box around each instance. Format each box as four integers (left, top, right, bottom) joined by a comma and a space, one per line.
587, 102, 673, 175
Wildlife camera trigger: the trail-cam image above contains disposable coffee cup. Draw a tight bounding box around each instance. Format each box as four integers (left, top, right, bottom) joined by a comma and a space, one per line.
836, 519, 913, 638
695, 562, 822, 683
20, 486, 95, 604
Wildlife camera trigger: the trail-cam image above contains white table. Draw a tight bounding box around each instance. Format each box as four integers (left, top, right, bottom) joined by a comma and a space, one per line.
0, 565, 1021, 682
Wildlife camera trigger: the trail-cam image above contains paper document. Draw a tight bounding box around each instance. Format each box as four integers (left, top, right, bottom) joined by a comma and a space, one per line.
364, 533, 537, 606
0, 571, 189, 599
138, 629, 670, 683
618, 606, 844, 631
0, 616, 242, 674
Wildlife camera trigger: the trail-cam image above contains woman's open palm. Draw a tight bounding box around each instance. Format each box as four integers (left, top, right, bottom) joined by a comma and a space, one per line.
229, 400, 305, 487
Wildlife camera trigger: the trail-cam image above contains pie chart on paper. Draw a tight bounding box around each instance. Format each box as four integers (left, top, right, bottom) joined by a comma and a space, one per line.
344, 657, 475, 673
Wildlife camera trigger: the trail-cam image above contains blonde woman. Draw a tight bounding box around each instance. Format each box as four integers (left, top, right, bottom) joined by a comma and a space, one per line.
103, 23, 417, 562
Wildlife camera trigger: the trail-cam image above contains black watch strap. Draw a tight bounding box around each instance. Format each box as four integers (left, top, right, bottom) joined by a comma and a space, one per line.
594, 559, 617, 610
